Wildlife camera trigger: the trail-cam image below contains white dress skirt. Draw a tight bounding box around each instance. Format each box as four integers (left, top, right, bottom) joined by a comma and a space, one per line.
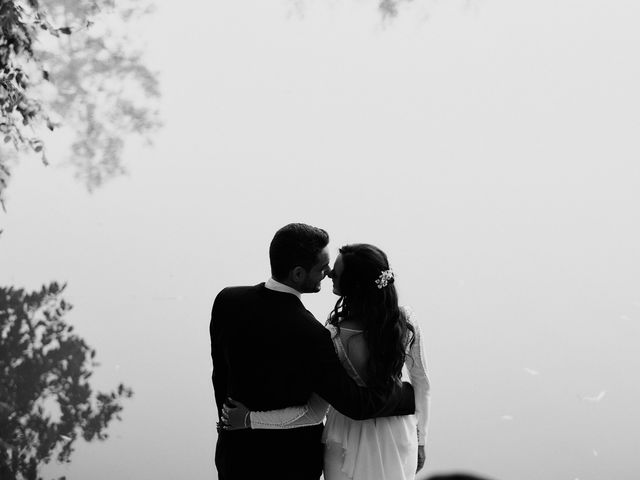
322, 406, 419, 480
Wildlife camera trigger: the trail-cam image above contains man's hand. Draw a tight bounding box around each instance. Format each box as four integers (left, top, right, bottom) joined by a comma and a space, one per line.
417, 445, 426, 472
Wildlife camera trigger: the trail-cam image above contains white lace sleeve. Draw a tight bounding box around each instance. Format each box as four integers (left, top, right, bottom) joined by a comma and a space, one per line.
403, 307, 431, 446
249, 392, 330, 430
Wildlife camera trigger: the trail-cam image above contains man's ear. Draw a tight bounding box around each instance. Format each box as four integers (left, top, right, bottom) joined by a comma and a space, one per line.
290, 266, 307, 284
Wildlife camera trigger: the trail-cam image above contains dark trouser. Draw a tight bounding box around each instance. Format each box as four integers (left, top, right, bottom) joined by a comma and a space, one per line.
215, 424, 324, 480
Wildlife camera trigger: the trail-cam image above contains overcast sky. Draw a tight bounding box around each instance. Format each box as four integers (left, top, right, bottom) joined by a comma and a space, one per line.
1, 0, 640, 478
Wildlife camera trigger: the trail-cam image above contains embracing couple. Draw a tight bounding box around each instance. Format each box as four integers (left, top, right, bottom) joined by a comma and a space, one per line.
210, 223, 431, 480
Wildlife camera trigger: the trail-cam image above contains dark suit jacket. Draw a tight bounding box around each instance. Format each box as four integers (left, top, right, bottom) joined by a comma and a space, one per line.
210, 283, 415, 480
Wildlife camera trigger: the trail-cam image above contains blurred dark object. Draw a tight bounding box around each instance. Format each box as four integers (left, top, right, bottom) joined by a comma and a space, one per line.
427, 473, 496, 480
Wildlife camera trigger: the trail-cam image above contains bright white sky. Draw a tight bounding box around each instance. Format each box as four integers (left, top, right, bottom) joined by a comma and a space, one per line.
2, 0, 640, 479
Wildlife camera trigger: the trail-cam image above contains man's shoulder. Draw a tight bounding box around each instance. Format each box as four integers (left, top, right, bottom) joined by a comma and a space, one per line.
291, 309, 329, 339
211, 284, 265, 318
215, 283, 264, 301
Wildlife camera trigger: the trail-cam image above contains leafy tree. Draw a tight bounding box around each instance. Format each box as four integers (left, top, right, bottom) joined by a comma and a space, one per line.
379, 0, 413, 18
0, 282, 133, 480
1, 0, 160, 208
2, 3, 152, 477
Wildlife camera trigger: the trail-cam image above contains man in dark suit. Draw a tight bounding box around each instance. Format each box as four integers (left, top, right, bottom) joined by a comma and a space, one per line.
211, 223, 415, 480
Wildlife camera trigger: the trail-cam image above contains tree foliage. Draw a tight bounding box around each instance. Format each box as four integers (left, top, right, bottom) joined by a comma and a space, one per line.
378, 0, 414, 18
0, 0, 160, 207
0, 282, 133, 480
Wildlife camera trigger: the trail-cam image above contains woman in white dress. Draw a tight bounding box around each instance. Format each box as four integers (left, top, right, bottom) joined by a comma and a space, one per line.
223, 244, 431, 480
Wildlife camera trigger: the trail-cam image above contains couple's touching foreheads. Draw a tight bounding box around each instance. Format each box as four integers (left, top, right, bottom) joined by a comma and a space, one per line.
210, 223, 430, 480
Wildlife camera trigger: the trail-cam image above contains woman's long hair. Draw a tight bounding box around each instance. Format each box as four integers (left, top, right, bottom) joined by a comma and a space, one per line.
329, 244, 415, 390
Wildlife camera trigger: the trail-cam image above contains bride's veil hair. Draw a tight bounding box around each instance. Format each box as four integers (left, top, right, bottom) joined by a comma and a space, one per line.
328, 243, 415, 390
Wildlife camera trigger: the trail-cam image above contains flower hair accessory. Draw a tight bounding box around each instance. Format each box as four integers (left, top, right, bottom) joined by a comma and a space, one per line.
375, 269, 394, 289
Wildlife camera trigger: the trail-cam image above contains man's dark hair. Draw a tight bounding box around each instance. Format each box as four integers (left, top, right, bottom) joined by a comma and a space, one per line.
269, 223, 329, 281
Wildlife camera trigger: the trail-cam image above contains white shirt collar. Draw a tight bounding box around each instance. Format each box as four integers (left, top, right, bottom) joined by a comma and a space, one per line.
265, 278, 302, 299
